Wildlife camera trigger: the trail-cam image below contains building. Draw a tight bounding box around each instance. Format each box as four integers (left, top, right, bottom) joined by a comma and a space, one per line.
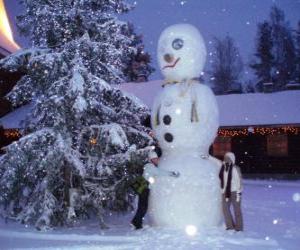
118, 80, 300, 177
0, 0, 21, 152
214, 91, 300, 177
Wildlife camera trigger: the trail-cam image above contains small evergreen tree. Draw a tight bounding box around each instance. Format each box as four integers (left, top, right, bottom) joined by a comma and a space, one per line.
0, 0, 153, 230
210, 35, 243, 94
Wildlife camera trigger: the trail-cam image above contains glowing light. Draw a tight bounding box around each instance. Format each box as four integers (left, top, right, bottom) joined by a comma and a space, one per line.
293, 193, 300, 202
4, 129, 21, 138
273, 219, 278, 225
248, 126, 254, 133
185, 225, 197, 236
265, 236, 270, 241
89, 138, 97, 145
175, 108, 182, 115
148, 177, 155, 184
0, 0, 20, 52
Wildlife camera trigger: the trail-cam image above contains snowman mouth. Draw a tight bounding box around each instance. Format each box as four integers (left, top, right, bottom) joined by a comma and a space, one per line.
163, 57, 181, 70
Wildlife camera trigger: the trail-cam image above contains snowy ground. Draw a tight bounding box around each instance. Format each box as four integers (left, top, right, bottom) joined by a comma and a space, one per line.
1, 180, 300, 250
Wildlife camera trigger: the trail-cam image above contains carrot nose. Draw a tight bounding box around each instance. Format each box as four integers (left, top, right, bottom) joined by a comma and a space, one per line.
164, 53, 174, 63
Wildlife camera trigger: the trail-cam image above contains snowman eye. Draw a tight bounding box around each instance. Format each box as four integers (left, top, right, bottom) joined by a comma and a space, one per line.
172, 38, 184, 50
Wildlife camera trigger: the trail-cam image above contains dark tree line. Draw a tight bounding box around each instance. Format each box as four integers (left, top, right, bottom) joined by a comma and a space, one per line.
209, 5, 300, 94
251, 5, 299, 92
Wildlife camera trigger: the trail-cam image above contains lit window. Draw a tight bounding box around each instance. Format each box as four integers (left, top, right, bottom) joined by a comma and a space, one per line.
267, 135, 288, 157
213, 137, 231, 157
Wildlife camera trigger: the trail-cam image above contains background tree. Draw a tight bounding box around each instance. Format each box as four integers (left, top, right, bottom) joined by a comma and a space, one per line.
210, 35, 244, 94
294, 21, 300, 82
123, 24, 154, 82
0, 0, 153, 230
250, 21, 273, 90
270, 5, 296, 90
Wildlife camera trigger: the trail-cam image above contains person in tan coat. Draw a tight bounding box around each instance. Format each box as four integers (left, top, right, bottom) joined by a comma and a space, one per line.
219, 152, 243, 231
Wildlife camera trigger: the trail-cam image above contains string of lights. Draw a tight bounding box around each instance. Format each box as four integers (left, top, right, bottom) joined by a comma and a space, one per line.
218, 126, 299, 137
1, 126, 300, 141
3, 129, 21, 139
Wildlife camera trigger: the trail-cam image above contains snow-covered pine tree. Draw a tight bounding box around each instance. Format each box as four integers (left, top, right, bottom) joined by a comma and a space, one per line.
0, 0, 153, 230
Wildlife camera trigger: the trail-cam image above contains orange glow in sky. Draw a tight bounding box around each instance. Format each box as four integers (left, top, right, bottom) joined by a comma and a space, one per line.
0, 0, 20, 52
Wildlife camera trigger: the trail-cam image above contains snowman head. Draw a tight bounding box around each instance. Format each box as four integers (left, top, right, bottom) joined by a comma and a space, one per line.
157, 24, 207, 82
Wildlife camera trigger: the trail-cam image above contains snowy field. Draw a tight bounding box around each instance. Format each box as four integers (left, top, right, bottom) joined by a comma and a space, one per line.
1, 180, 299, 250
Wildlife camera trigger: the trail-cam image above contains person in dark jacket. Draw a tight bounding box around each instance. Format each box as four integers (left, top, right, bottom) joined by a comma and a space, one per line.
130, 145, 179, 229
219, 152, 243, 231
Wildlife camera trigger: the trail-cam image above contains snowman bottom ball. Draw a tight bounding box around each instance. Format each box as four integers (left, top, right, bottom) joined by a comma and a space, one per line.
148, 154, 222, 230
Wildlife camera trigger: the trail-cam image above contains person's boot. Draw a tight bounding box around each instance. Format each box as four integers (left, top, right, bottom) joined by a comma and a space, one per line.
131, 218, 142, 230
134, 224, 143, 230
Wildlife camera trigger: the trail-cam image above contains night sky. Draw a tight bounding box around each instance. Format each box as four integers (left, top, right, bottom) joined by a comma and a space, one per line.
5, 0, 300, 80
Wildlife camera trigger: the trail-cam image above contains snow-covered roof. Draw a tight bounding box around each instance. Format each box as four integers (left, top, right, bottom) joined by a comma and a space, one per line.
118, 80, 300, 127
1, 80, 300, 129
217, 91, 300, 126
0, 104, 33, 129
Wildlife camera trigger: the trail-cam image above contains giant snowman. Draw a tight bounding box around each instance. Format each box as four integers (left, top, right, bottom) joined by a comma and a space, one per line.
148, 24, 222, 231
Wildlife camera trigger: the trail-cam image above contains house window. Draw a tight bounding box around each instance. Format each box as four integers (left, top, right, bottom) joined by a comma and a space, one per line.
267, 134, 288, 157
213, 137, 231, 157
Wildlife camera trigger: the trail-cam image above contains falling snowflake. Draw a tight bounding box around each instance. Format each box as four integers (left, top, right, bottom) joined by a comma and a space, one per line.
292, 193, 300, 202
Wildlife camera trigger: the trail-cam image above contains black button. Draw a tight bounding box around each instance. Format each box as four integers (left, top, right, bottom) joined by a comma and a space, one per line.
163, 115, 171, 125
164, 133, 173, 142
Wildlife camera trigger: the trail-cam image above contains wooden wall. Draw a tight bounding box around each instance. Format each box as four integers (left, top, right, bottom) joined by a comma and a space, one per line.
213, 130, 300, 176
